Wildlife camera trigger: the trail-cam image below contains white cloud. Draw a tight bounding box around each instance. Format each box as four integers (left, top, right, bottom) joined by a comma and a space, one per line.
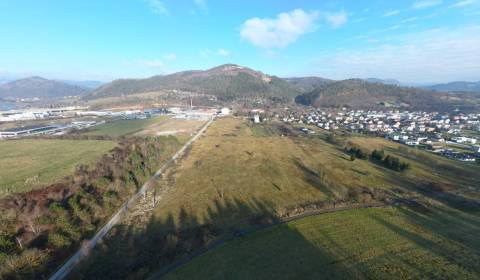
240, 9, 319, 49
137, 59, 165, 68
451, 0, 477, 7
163, 53, 177, 60
312, 25, 480, 83
217, 49, 231, 57
412, 0, 443, 9
382, 10, 400, 17
146, 0, 168, 15
402, 16, 419, 23
326, 11, 348, 28
199, 48, 231, 57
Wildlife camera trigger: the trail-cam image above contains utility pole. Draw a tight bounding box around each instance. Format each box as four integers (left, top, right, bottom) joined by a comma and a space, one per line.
152, 188, 156, 208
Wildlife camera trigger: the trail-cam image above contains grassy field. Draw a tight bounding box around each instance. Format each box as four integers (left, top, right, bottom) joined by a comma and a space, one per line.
83, 116, 168, 137
165, 207, 480, 280
0, 139, 116, 195
75, 117, 480, 279
151, 118, 479, 227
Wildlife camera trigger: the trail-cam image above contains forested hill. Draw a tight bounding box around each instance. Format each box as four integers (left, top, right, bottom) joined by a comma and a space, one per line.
283, 77, 333, 93
295, 79, 480, 112
0, 77, 89, 100
88, 64, 300, 101
426, 81, 480, 93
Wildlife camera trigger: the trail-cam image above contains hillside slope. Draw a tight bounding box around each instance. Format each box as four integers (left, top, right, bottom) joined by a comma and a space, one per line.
295, 79, 478, 111
426, 81, 480, 93
74, 118, 480, 279
88, 64, 300, 101
0, 77, 89, 100
283, 77, 333, 93
365, 78, 401, 86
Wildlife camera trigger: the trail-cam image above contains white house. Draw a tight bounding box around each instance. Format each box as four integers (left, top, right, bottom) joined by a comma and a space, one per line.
220, 107, 230, 116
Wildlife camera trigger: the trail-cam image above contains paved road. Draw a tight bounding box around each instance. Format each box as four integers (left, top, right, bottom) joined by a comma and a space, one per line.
49, 116, 215, 280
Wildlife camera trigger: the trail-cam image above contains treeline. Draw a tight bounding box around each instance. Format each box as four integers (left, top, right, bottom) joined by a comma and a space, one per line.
0, 136, 181, 278
346, 146, 410, 172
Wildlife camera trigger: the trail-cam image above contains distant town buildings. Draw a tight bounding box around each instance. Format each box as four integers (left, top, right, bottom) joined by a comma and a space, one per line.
0, 106, 218, 139
277, 109, 480, 162
219, 107, 231, 116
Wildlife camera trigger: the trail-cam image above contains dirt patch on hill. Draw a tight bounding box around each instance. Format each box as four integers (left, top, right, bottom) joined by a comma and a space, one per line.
136, 119, 205, 136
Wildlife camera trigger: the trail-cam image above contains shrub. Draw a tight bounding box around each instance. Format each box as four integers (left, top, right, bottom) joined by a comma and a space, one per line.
346, 146, 368, 160
103, 190, 118, 199
0, 235, 14, 253
0, 249, 48, 279
383, 155, 409, 171
371, 149, 385, 161
49, 202, 66, 213
48, 233, 72, 249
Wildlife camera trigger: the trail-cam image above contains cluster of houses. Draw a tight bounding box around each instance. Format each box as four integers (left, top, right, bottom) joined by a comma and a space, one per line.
278, 108, 480, 162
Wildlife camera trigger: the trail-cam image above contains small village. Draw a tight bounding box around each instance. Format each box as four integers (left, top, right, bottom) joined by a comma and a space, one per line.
276, 108, 480, 162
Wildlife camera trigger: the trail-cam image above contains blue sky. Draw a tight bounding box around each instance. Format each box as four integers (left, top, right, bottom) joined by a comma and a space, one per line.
0, 0, 479, 83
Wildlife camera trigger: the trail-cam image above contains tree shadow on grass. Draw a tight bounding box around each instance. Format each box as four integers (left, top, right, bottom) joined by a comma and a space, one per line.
378, 165, 480, 213
68, 194, 480, 280
396, 206, 480, 253
368, 212, 480, 278
69, 197, 356, 280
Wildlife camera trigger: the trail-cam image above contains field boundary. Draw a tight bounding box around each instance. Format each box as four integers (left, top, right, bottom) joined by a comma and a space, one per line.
48, 117, 215, 280
148, 202, 388, 280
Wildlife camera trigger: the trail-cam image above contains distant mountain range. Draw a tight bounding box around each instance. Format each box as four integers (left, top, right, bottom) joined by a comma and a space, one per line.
0, 67, 478, 111
0, 77, 90, 100
424, 81, 480, 93
364, 78, 401, 86
86, 65, 479, 111
89, 64, 300, 101
58, 80, 104, 89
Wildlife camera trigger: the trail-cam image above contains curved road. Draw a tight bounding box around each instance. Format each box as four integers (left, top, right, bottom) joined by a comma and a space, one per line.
49, 116, 215, 280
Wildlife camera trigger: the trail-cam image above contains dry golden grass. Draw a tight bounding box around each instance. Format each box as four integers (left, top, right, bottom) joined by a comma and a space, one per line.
151, 119, 374, 225
135, 118, 205, 137
152, 118, 480, 229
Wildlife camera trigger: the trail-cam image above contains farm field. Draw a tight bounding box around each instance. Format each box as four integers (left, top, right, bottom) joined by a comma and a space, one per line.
83, 116, 168, 137
135, 118, 205, 139
0, 139, 116, 196
165, 207, 480, 280
75, 117, 480, 279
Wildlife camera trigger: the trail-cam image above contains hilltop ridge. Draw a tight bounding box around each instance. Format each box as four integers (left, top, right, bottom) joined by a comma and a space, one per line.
88, 64, 299, 101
